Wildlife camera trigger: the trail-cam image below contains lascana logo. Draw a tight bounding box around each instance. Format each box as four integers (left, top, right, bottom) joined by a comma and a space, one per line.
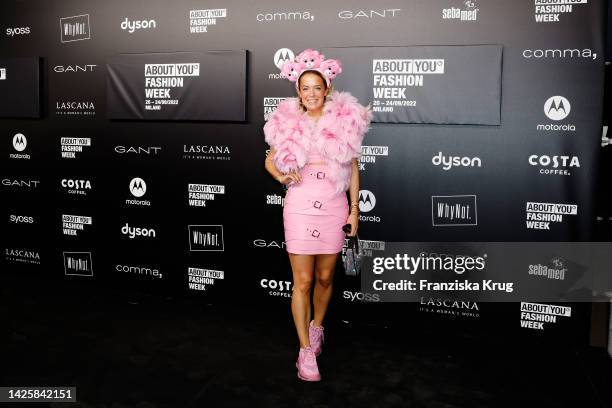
544, 96, 570, 121
359, 190, 376, 213
129, 177, 146, 197
12, 133, 26, 151
121, 18, 157, 33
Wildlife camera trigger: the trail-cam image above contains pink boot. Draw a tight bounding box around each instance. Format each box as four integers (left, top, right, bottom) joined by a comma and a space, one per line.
309, 321, 324, 356
296, 347, 321, 381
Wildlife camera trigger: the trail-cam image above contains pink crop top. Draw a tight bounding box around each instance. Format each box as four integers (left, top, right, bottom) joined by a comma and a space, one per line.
306, 147, 326, 164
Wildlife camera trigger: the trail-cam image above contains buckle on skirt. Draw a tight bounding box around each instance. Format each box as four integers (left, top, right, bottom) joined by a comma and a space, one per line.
311, 229, 320, 238
313, 200, 322, 209
316, 171, 325, 179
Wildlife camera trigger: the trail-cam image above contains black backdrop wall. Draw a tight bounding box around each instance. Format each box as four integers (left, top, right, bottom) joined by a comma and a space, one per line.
0, 0, 606, 344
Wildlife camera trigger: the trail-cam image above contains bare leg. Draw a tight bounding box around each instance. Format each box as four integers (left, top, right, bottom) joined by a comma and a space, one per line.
289, 253, 315, 348
312, 253, 339, 327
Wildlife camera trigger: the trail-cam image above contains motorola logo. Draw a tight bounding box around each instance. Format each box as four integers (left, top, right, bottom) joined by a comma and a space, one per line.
358, 190, 376, 213
121, 18, 157, 33
12, 133, 27, 151
544, 96, 570, 121
522, 48, 597, 60
5, 27, 30, 36
53, 64, 97, 73
115, 145, 161, 155
274, 48, 295, 69
129, 177, 147, 197
338, 9, 401, 19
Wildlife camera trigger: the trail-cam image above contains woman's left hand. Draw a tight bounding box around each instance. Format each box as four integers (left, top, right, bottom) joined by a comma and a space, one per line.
346, 212, 359, 237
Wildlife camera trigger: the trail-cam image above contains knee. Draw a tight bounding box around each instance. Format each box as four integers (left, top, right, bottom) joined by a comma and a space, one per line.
293, 276, 313, 294
316, 272, 333, 289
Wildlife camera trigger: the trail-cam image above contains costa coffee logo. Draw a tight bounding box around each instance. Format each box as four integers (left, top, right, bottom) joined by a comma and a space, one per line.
528, 155, 580, 176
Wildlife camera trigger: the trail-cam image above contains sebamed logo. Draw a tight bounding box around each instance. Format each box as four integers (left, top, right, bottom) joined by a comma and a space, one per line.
526, 202, 578, 230
126, 177, 151, 206
266, 193, 284, 207
60, 14, 91, 43
9, 214, 34, 224
520, 302, 571, 330
260, 278, 293, 298
0, 68, 5, 80
63, 252, 93, 276
432, 195, 477, 226
116, 263, 162, 279
360, 146, 389, 171
115, 145, 162, 156
189, 9, 227, 33
61, 178, 92, 196
10, 133, 30, 160
55, 101, 96, 116
359, 190, 381, 223
188, 183, 225, 207
343, 290, 381, 302
419, 297, 480, 318
1, 178, 40, 189
534, 0, 587, 23
528, 257, 567, 281
182, 144, 231, 161
432, 152, 481, 171
188, 267, 224, 291
337, 9, 401, 20
6, 248, 40, 265
5, 27, 30, 36
189, 225, 224, 251
53, 64, 97, 73
62, 214, 92, 236
121, 18, 157, 33
269, 48, 295, 80
528, 154, 580, 176
61, 137, 91, 159
256, 10, 315, 23
538, 96, 575, 132
121, 222, 157, 239
522, 48, 597, 60
263, 97, 288, 120
442, 1, 479, 21
253, 238, 285, 249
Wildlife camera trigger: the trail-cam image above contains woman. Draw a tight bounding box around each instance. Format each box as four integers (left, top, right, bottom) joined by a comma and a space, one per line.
264, 49, 372, 382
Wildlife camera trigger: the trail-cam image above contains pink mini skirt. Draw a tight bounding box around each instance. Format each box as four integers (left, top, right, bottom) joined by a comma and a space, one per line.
283, 164, 348, 255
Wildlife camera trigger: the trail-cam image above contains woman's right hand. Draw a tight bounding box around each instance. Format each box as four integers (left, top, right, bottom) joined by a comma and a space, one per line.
278, 171, 301, 185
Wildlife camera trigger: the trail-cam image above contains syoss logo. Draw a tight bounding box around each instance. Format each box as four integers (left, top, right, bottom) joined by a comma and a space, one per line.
6, 27, 30, 36
343, 290, 380, 302
9, 215, 34, 224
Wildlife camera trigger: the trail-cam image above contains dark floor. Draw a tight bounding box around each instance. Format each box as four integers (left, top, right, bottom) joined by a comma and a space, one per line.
1, 274, 611, 408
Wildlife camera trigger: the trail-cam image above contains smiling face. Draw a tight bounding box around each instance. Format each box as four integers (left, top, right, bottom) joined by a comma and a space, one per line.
297, 71, 329, 115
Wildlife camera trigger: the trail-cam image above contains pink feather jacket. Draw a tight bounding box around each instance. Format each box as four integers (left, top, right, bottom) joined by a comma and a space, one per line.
264, 91, 373, 193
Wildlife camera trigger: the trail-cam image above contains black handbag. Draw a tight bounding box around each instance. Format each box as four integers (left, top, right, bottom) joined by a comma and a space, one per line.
342, 225, 362, 276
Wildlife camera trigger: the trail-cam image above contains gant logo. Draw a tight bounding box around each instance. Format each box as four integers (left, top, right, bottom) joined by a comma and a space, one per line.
359, 190, 376, 213
129, 177, 147, 197
12, 133, 27, 151
544, 96, 570, 121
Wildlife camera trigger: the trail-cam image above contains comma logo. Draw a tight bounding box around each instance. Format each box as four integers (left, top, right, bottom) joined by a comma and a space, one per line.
129, 177, 147, 197
544, 96, 570, 121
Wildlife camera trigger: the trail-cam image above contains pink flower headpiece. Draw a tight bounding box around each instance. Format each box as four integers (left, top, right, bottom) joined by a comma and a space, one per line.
280, 49, 342, 89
